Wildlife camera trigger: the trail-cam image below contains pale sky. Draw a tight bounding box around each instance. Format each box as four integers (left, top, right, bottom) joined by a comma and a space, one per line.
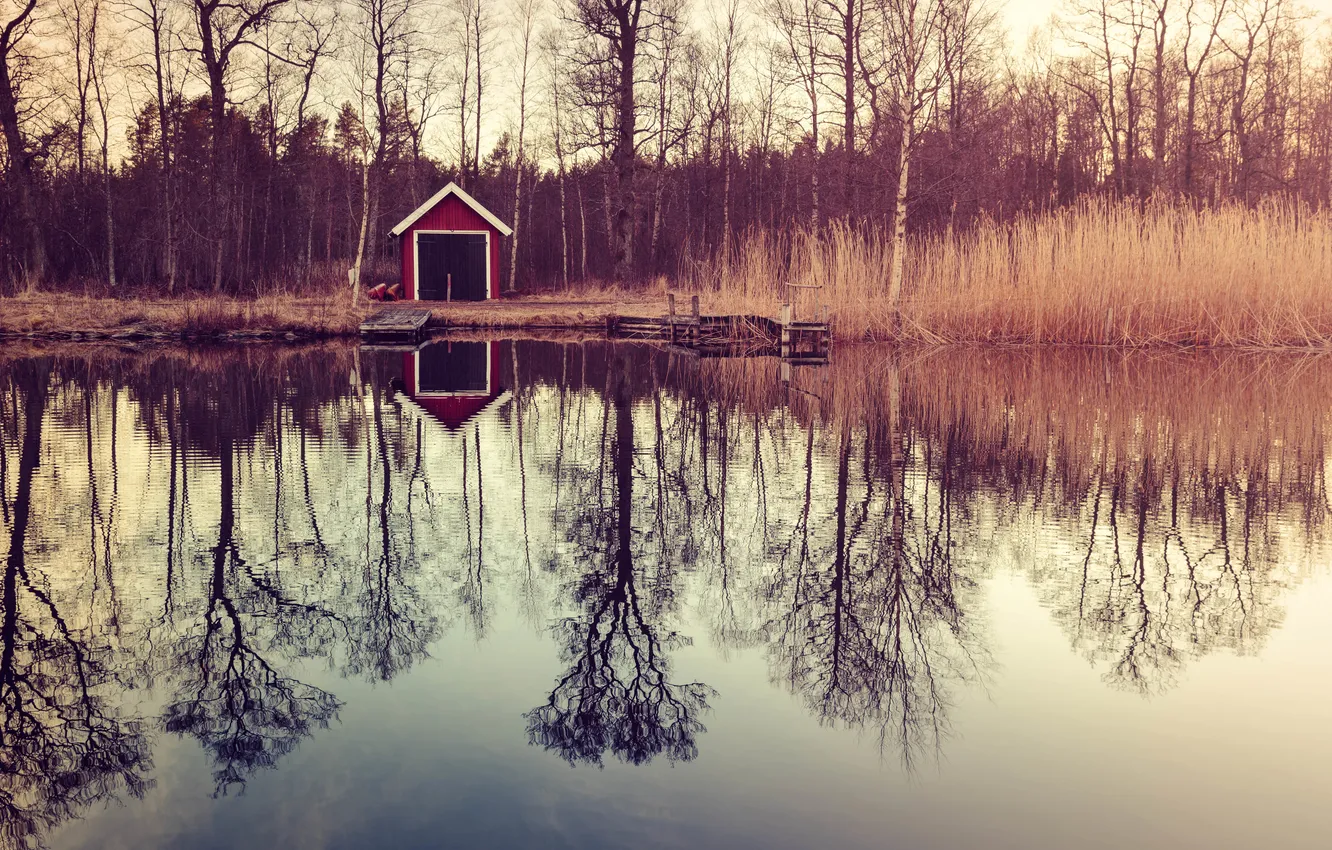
1000, 0, 1332, 44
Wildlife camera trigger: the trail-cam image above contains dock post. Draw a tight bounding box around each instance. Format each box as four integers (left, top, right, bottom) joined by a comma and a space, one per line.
691, 295, 699, 320
668, 293, 676, 318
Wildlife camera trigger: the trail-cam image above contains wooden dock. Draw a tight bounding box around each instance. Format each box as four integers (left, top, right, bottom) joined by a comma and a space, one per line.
607, 293, 831, 364
360, 307, 431, 346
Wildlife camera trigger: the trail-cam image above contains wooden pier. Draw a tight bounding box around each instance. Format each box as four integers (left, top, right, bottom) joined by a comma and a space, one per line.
607, 291, 831, 364
359, 306, 431, 346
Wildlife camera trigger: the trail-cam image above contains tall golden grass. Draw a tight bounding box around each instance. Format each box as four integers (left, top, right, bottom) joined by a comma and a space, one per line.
685, 199, 1332, 346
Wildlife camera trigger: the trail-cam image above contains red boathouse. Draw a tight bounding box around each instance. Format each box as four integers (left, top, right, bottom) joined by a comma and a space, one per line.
388, 183, 513, 301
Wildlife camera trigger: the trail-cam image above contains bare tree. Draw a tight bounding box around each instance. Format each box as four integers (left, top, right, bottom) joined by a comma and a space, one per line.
647, 0, 683, 272
348, 0, 413, 293
570, 0, 665, 281
507, 0, 540, 292
771, 0, 826, 230
1219, 0, 1283, 202
398, 6, 446, 198
1, 0, 47, 288
1180, 0, 1228, 195
542, 22, 572, 287
190, 0, 303, 290
86, 0, 115, 286
714, 0, 744, 270
126, 0, 185, 290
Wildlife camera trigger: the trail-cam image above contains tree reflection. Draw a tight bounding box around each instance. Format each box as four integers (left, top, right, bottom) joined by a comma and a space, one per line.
161, 436, 341, 796
765, 412, 987, 768
342, 386, 439, 682
0, 361, 152, 848
527, 364, 714, 767
0, 339, 1326, 830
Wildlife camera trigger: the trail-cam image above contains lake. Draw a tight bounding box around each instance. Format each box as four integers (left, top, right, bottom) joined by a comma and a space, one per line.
1, 339, 1329, 850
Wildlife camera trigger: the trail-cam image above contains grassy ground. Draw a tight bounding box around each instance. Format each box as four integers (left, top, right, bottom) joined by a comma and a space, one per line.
0, 289, 712, 341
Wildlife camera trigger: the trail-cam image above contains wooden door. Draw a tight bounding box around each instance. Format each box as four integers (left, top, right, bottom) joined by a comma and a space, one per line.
416, 233, 488, 301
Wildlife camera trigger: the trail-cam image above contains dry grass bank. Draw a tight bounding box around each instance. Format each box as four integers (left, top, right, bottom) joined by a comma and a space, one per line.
0, 293, 366, 339
0, 287, 738, 340
686, 200, 1332, 346
10, 201, 1328, 347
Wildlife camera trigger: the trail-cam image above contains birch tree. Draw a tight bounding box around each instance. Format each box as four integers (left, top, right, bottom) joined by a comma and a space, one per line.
862, 0, 948, 303
507, 0, 539, 292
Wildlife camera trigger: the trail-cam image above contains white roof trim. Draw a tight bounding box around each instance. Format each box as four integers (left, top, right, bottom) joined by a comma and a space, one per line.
388, 181, 514, 238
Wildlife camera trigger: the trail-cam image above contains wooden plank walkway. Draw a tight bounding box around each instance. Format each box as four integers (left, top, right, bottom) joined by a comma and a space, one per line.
360, 306, 431, 345
606, 294, 831, 365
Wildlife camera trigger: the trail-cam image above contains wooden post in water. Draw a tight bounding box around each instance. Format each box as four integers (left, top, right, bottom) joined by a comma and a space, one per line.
691, 295, 700, 342
447, 273, 453, 302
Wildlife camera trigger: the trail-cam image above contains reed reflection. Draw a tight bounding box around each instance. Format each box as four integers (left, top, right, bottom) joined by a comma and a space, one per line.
0, 341, 1327, 844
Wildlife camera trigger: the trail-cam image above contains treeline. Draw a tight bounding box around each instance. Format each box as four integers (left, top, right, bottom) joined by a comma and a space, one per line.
1, 0, 1330, 295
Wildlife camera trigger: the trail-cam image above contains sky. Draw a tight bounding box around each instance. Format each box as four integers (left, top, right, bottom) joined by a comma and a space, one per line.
1000, 0, 1332, 45
1002, 0, 1062, 41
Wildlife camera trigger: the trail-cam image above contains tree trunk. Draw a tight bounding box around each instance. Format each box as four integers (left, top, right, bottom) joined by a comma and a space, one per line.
611, 20, 638, 281
350, 154, 371, 302
1183, 75, 1200, 195
0, 2, 46, 290
577, 175, 588, 281
887, 103, 912, 305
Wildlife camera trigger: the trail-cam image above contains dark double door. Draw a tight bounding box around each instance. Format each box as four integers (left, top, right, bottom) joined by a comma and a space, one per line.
417, 233, 488, 301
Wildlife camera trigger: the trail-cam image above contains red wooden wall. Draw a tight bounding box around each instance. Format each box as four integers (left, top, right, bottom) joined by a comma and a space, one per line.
398, 193, 503, 299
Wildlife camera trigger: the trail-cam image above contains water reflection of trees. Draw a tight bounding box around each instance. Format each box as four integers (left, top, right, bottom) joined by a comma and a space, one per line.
1, 342, 1330, 837
160, 436, 342, 796
526, 359, 714, 767
1, 360, 151, 848
756, 411, 986, 766
764, 347, 1327, 695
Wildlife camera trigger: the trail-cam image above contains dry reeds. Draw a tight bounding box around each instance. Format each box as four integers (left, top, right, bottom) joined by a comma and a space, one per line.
687, 199, 1332, 346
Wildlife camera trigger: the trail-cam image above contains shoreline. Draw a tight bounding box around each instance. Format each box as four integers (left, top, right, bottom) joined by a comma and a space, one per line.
0, 292, 678, 343
7, 292, 1332, 350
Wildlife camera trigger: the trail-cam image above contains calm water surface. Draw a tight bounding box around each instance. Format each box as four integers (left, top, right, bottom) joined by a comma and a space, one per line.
1, 340, 1329, 849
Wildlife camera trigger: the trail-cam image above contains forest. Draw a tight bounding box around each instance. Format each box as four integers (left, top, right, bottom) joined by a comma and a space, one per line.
1, 0, 1331, 298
